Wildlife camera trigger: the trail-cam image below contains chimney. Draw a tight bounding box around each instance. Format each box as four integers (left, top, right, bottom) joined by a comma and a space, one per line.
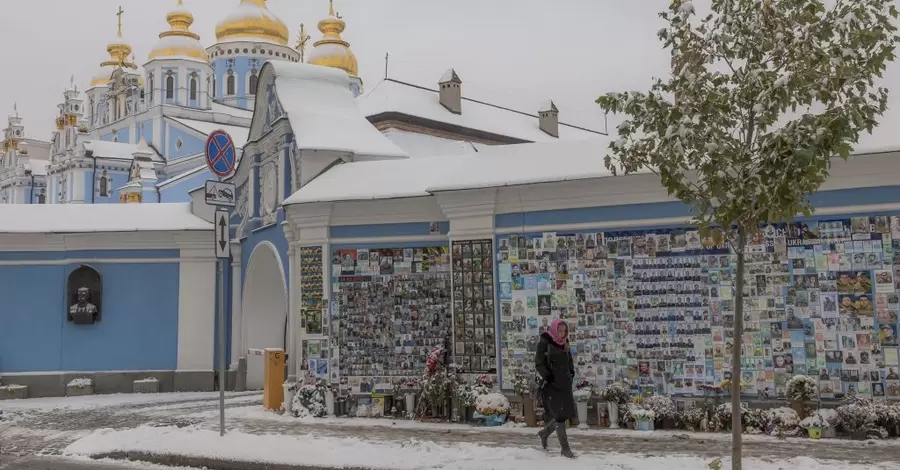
438, 68, 462, 114
538, 100, 559, 137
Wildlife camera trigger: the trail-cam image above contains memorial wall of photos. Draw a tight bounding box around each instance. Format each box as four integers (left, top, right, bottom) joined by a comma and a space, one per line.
451, 240, 497, 374
331, 246, 452, 393
300, 246, 325, 336
497, 216, 900, 400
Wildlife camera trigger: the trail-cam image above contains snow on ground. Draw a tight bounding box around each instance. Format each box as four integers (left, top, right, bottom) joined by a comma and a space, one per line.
0, 391, 258, 412
63, 425, 900, 470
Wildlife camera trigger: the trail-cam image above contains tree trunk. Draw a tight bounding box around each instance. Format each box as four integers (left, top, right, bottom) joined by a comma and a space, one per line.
731, 225, 747, 470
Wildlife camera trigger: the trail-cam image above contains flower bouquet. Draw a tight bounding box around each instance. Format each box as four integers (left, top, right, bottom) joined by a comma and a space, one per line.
573, 379, 594, 402
800, 408, 839, 439
473, 392, 510, 426
629, 407, 657, 431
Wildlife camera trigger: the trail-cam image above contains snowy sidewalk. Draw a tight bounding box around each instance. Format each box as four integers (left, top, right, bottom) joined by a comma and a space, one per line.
4, 392, 900, 469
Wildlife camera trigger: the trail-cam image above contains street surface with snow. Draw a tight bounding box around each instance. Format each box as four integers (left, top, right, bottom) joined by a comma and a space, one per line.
3, 392, 900, 469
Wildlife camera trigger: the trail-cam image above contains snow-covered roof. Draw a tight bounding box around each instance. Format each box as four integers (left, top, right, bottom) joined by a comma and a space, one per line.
284, 137, 615, 205
210, 101, 253, 120
0, 203, 211, 234
24, 158, 49, 176
83, 140, 163, 162
157, 164, 208, 189
169, 117, 250, 149
381, 129, 482, 158
358, 79, 604, 143
265, 62, 408, 159
283, 156, 451, 204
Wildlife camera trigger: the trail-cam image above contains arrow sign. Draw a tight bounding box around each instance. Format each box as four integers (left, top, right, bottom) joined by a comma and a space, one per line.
215, 209, 231, 259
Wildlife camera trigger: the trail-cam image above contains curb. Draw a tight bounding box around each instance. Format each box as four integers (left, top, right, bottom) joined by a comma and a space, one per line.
92, 452, 376, 470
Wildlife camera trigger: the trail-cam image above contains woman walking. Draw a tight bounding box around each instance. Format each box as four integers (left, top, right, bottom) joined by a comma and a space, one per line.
535, 318, 576, 458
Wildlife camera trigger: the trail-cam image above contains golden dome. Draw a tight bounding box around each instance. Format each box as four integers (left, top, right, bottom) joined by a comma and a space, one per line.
215, 0, 290, 46
308, 0, 358, 77
149, 0, 208, 62
101, 7, 137, 69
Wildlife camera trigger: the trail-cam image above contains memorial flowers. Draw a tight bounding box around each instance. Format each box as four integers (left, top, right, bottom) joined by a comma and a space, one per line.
475, 392, 510, 416
573, 379, 594, 402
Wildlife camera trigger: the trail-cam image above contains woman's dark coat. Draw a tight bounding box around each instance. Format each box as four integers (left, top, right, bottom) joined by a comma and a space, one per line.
534, 332, 576, 421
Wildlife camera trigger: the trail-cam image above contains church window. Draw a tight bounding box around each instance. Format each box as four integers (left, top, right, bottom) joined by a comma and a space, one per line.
98, 170, 110, 197
165, 72, 175, 100
212, 77, 217, 98
37, 189, 46, 204
176, 138, 183, 150
249, 70, 258, 96
190, 76, 198, 101
227, 71, 235, 96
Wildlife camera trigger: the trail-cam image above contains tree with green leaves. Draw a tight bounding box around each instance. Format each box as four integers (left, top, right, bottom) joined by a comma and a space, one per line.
597, 0, 897, 468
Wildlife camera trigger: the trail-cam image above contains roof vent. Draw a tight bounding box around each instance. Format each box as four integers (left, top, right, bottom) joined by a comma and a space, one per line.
538, 100, 559, 138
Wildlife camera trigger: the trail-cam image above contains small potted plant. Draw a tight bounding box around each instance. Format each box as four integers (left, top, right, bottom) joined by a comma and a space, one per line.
785, 375, 818, 418
630, 407, 657, 431
573, 379, 594, 429
800, 410, 829, 439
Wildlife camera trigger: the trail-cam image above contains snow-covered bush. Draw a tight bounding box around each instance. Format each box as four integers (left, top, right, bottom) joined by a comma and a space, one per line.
766, 407, 801, 436
786, 375, 818, 402
573, 379, 594, 402
600, 381, 631, 404
801, 409, 840, 430
680, 406, 708, 430
872, 402, 900, 429
67, 378, 93, 389
836, 401, 876, 435
715, 402, 748, 425
643, 395, 676, 421
456, 374, 493, 407
475, 392, 510, 416
291, 381, 327, 418
743, 408, 770, 434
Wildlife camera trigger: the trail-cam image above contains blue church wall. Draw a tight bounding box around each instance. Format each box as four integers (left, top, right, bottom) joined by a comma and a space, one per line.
165, 122, 207, 161
0, 251, 180, 373
163, 67, 181, 106
160, 168, 213, 203
100, 126, 131, 144
84, 169, 129, 204
239, 214, 289, 287
212, 56, 260, 110
494, 185, 900, 230
136, 119, 154, 147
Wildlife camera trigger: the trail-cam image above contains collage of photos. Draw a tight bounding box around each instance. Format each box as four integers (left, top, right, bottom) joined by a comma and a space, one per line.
497, 216, 900, 400
451, 240, 497, 373
330, 247, 452, 393
300, 246, 325, 336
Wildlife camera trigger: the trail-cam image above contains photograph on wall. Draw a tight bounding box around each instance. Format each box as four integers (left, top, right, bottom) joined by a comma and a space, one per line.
497, 216, 900, 400
452, 239, 497, 373
331, 246, 451, 393
300, 246, 325, 336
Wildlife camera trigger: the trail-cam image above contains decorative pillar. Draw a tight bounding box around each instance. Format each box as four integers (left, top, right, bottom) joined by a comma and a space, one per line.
229, 241, 243, 370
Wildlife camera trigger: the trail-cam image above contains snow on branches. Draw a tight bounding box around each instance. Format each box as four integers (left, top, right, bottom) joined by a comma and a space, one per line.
597, 0, 897, 239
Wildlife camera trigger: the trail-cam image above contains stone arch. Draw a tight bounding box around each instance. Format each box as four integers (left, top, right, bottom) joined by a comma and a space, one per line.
241, 241, 288, 390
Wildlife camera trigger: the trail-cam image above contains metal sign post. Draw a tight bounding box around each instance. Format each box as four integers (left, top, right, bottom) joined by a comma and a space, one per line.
205, 130, 236, 438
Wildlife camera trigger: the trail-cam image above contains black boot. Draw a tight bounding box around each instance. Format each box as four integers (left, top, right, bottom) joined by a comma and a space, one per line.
557, 422, 575, 458
537, 420, 557, 450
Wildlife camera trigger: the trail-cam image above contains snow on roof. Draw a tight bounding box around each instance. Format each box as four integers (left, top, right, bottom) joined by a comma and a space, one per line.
382, 129, 481, 158
24, 158, 49, 176
266, 62, 408, 159
358, 79, 603, 143
283, 156, 459, 204
0, 203, 211, 234
83, 140, 163, 162
284, 137, 617, 205
439, 69, 461, 84
169, 117, 250, 149
427, 138, 621, 192
210, 101, 253, 120
157, 164, 208, 189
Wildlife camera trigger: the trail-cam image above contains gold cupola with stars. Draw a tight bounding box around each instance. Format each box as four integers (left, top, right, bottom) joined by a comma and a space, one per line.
215, 0, 290, 46
308, 0, 359, 78
148, 0, 208, 62
91, 6, 136, 88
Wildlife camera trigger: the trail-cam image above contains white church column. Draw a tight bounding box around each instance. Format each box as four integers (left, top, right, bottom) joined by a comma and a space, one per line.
229, 241, 243, 370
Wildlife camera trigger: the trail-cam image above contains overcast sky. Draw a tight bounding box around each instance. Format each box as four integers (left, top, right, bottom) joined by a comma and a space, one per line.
1, 0, 896, 152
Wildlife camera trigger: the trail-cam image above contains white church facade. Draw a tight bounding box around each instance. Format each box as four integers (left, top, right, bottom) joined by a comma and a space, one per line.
2, 1, 900, 404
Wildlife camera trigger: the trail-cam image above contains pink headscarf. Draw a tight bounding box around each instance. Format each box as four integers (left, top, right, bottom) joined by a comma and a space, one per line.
548, 319, 568, 346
